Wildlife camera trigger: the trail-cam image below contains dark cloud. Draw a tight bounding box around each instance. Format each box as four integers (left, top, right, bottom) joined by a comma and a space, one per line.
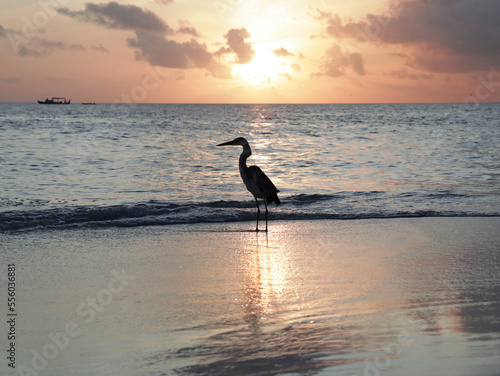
70, 43, 85, 51
411, 53, 500, 74
177, 25, 200, 36
313, 44, 366, 78
37, 39, 65, 49
128, 31, 232, 79
40, 38, 84, 52
216, 28, 255, 64
0, 24, 6, 37
57, 2, 172, 33
10, 36, 85, 57
92, 44, 109, 53
316, 0, 500, 73
177, 20, 201, 37
34, 38, 85, 51
18, 47, 42, 57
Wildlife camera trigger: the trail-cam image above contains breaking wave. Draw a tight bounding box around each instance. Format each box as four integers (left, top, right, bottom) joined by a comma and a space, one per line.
1, 192, 498, 231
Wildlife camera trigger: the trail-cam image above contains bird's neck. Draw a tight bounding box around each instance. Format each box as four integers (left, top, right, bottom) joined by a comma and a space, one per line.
239, 145, 252, 172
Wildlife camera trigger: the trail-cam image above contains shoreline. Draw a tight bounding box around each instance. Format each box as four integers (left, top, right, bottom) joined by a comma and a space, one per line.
3, 209, 500, 233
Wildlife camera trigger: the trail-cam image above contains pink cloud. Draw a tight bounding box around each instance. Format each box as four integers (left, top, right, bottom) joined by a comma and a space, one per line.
215, 28, 255, 64
315, 0, 500, 73
128, 31, 231, 78
313, 44, 366, 78
57, 2, 172, 33
58, 2, 234, 78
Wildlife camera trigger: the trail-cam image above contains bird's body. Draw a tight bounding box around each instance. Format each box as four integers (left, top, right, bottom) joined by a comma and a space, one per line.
217, 137, 280, 231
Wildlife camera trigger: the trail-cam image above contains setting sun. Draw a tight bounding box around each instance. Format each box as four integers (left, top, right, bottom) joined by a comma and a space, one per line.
232, 46, 291, 85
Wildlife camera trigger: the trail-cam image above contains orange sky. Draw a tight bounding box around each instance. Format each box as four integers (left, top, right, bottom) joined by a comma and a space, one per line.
1, 0, 499, 103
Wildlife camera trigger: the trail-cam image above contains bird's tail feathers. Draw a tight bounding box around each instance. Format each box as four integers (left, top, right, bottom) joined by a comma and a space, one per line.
266, 194, 280, 206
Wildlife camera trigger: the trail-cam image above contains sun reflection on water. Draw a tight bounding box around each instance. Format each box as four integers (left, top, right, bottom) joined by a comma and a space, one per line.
240, 232, 294, 329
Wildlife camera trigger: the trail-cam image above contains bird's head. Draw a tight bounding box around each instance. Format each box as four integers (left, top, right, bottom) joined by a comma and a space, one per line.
217, 137, 249, 147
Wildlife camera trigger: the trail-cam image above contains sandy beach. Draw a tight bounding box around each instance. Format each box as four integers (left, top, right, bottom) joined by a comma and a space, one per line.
2, 217, 500, 376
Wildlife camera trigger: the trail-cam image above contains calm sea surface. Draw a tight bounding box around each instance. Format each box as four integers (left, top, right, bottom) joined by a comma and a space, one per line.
1, 103, 499, 230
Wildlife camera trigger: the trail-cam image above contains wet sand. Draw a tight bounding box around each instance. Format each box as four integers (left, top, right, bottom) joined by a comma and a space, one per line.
1, 217, 500, 376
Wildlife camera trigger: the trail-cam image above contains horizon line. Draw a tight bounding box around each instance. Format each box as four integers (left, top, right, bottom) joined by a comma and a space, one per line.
1, 101, 499, 105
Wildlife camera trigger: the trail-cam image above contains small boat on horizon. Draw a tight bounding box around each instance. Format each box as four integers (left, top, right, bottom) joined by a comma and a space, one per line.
38, 97, 71, 104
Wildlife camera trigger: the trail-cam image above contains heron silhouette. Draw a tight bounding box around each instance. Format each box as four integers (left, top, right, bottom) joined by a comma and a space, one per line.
217, 137, 280, 232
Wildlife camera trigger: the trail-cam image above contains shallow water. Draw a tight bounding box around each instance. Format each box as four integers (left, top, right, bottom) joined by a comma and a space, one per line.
2, 218, 499, 376
1, 103, 499, 230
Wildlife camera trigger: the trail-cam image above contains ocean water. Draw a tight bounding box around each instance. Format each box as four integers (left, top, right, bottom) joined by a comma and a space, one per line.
1, 102, 499, 231
2, 103, 500, 376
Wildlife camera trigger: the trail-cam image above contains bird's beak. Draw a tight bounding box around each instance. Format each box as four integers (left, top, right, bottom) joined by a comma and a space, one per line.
217, 140, 235, 147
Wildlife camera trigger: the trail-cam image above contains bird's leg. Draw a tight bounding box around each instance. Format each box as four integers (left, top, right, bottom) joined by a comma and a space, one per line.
264, 200, 268, 232
255, 197, 260, 232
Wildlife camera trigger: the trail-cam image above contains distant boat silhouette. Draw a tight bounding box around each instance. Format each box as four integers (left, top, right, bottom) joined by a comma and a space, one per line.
37, 97, 70, 104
